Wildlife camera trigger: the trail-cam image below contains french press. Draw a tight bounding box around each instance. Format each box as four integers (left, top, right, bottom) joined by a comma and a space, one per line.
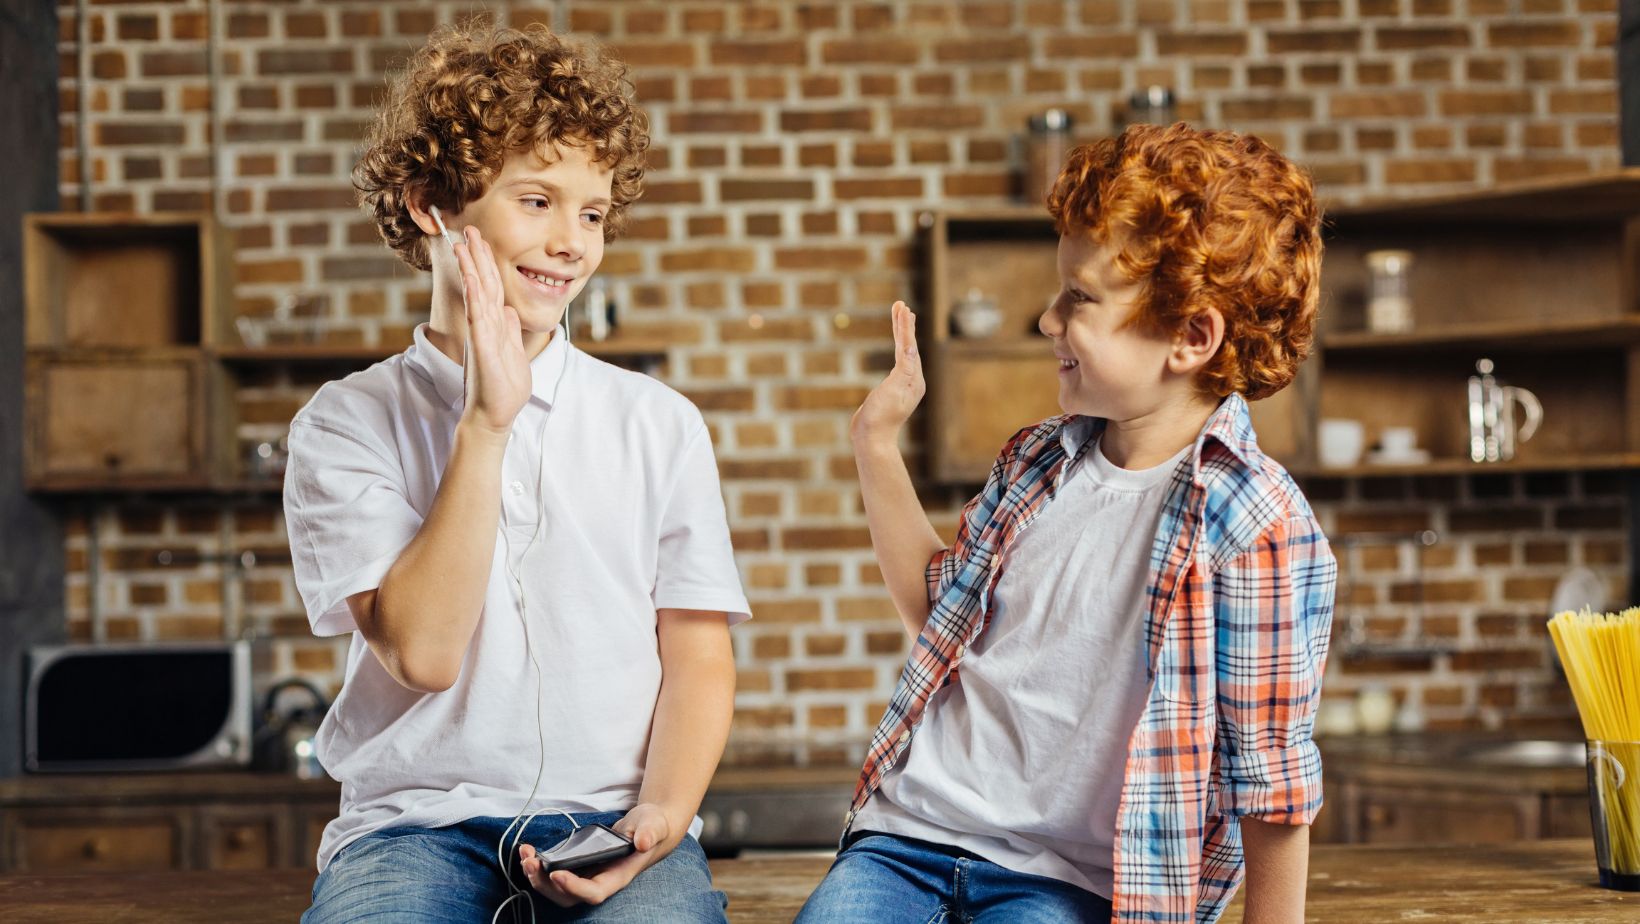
1467, 358, 1543, 463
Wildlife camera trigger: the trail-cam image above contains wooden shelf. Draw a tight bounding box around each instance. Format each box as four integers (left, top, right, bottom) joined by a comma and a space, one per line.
1294, 452, 1640, 480
1324, 166, 1640, 224
1322, 316, 1640, 354
917, 172, 1640, 485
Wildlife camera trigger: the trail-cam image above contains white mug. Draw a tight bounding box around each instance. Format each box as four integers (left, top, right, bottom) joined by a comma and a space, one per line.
1318, 418, 1366, 469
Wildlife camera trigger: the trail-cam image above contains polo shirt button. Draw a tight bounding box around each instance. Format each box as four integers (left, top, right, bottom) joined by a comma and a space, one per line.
509, 481, 525, 495
897, 731, 910, 746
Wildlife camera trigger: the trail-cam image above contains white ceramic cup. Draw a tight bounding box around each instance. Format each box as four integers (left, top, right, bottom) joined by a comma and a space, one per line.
1379, 426, 1418, 457
1318, 418, 1366, 468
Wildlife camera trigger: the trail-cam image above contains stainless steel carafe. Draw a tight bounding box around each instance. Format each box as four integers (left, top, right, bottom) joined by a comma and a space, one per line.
1467, 358, 1543, 463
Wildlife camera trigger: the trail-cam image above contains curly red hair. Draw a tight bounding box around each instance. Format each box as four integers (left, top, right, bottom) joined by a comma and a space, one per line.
1046, 123, 1322, 400
352, 21, 650, 272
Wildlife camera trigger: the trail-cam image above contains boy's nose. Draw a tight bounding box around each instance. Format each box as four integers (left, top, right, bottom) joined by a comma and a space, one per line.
543, 214, 585, 261
1037, 305, 1061, 338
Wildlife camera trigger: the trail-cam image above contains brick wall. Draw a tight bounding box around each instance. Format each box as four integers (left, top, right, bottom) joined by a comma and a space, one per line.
56, 0, 1621, 765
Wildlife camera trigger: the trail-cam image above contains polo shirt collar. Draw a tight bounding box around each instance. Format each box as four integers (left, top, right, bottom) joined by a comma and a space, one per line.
406, 322, 571, 411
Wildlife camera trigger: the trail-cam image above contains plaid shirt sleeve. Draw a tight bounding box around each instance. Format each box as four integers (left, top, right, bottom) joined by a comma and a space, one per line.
1213, 511, 1337, 825
923, 430, 1022, 605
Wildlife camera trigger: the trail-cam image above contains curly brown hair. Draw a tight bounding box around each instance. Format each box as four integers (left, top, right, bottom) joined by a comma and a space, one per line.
353, 21, 650, 272
1046, 123, 1323, 401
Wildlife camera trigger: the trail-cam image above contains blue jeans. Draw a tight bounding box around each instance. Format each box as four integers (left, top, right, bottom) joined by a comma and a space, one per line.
796, 832, 1112, 924
302, 812, 727, 923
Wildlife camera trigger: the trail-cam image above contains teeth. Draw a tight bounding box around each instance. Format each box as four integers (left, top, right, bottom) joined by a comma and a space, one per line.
521, 269, 567, 288
1059, 359, 1079, 369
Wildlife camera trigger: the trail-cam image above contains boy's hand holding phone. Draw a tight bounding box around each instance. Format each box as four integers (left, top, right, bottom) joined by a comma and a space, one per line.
516, 802, 673, 907
448, 223, 531, 438
850, 300, 925, 448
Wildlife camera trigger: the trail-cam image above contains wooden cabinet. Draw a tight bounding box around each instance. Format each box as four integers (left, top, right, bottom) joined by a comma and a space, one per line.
0, 773, 339, 872
8, 809, 183, 872
1307, 168, 1640, 477
917, 169, 1640, 483
1314, 735, 1591, 846
22, 212, 673, 495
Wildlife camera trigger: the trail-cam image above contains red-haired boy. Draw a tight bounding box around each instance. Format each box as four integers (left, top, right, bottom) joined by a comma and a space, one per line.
800, 123, 1338, 923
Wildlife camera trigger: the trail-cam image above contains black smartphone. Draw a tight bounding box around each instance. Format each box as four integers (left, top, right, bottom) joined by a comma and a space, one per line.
538, 823, 635, 873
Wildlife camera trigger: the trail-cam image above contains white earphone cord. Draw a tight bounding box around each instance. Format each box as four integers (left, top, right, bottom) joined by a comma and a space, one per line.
432, 208, 579, 924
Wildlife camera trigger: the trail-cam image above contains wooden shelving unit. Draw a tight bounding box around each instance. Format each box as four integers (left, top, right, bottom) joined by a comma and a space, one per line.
917, 167, 1640, 483
22, 211, 669, 495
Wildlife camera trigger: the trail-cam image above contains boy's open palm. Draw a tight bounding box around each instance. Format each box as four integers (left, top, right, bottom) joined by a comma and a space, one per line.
851, 301, 925, 444
452, 225, 530, 435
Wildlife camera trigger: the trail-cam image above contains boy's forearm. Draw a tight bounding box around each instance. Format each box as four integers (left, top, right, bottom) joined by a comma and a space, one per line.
372, 420, 509, 690
639, 612, 735, 842
852, 437, 945, 637
1238, 817, 1309, 924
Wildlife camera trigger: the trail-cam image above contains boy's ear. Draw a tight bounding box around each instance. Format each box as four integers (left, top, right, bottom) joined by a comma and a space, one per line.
1168, 306, 1225, 376
403, 188, 442, 238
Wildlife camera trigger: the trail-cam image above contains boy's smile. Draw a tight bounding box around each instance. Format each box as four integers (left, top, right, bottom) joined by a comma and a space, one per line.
1039, 230, 1172, 421
430, 142, 614, 358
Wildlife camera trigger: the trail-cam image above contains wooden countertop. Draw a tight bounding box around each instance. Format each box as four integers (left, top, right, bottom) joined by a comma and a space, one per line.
0, 838, 1633, 922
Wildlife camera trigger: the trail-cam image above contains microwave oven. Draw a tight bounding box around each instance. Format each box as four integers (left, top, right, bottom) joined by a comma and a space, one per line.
25, 640, 253, 772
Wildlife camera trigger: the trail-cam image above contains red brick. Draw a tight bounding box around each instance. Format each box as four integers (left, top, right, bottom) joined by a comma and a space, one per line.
670, 110, 762, 134
1329, 92, 1426, 118
711, 40, 806, 67
1438, 90, 1533, 116
722, 178, 814, 201
821, 38, 921, 65
259, 49, 352, 75
1375, 27, 1471, 49
1487, 22, 1581, 47
892, 106, 984, 130
611, 40, 697, 69
780, 109, 873, 132
1221, 97, 1314, 121
773, 246, 871, 270
659, 248, 756, 273
933, 36, 1030, 63
787, 668, 875, 691
1043, 35, 1141, 58
835, 177, 923, 199
1156, 32, 1246, 56
1265, 30, 1361, 53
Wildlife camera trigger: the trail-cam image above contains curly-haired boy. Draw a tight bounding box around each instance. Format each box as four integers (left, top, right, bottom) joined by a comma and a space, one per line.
799, 123, 1338, 923
285, 23, 748, 923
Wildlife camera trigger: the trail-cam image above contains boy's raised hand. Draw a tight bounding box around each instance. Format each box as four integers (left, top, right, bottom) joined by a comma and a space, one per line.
451, 225, 530, 436
850, 301, 925, 446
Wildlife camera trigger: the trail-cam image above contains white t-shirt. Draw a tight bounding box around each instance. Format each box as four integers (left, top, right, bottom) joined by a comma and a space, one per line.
854, 435, 1188, 898
284, 323, 751, 871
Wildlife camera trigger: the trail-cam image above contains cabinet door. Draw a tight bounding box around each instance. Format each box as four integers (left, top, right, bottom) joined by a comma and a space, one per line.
10, 808, 184, 872
929, 343, 1064, 483
292, 803, 338, 869
25, 354, 208, 488
1356, 786, 1536, 844
198, 807, 284, 870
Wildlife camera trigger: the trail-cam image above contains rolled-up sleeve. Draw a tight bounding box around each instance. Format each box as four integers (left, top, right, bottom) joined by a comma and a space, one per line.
283, 419, 424, 637
1214, 513, 1337, 824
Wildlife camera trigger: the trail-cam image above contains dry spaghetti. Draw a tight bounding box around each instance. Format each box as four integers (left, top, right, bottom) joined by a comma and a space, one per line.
1548, 607, 1640, 884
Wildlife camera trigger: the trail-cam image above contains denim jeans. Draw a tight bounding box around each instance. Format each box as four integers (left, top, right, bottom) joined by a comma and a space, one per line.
795, 832, 1113, 924
302, 812, 727, 924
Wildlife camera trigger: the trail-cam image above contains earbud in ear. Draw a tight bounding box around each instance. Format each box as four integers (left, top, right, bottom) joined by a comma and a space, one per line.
429, 205, 459, 253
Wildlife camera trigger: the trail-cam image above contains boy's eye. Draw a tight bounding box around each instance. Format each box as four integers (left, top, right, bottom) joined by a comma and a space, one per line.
522, 197, 548, 209
582, 211, 604, 225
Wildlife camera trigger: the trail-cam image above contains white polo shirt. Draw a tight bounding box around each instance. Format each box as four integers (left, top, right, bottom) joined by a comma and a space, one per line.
284, 323, 751, 871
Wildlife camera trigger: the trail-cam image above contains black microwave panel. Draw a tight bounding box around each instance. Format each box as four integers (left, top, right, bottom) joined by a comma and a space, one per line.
31, 647, 239, 765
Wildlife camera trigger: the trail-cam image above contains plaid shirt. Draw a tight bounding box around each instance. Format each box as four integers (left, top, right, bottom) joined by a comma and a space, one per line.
845, 393, 1337, 923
